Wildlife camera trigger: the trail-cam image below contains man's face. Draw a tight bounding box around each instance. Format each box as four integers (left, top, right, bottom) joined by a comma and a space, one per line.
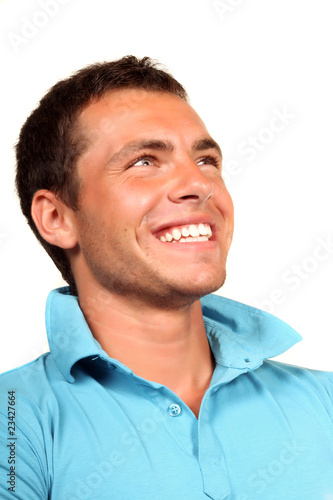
73, 89, 234, 308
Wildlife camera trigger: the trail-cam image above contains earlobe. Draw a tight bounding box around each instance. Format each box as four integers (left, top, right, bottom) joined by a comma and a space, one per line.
31, 190, 78, 249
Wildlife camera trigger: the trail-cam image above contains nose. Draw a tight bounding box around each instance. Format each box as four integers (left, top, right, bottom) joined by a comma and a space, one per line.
168, 158, 214, 205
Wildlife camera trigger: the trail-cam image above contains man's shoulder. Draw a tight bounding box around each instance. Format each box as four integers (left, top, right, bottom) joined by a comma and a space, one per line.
0, 353, 51, 382
0, 353, 57, 410
260, 359, 333, 410
263, 359, 333, 383
0, 355, 56, 498
0, 353, 64, 449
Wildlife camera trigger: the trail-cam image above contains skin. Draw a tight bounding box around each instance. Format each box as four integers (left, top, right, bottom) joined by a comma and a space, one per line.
32, 89, 234, 417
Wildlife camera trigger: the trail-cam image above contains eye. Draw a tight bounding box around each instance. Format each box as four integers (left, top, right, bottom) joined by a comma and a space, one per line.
197, 155, 220, 168
128, 155, 156, 168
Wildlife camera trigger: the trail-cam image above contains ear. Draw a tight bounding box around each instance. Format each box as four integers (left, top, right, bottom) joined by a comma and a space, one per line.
31, 190, 78, 249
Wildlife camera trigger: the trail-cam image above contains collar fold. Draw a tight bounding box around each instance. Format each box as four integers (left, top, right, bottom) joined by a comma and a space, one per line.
201, 294, 302, 371
46, 287, 104, 382
45, 287, 302, 383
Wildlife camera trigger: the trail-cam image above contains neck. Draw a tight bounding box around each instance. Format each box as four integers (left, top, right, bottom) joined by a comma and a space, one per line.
78, 285, 215, 417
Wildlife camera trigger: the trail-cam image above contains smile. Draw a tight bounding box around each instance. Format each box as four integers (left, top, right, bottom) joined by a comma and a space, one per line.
157, 223, 212, 243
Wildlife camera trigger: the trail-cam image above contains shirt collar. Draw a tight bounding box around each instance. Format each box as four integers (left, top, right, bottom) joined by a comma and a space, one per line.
201, 294, 302, 371
46, 287, 302, 383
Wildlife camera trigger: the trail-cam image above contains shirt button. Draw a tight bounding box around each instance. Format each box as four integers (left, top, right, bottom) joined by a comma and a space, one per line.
168, 403, 181, 416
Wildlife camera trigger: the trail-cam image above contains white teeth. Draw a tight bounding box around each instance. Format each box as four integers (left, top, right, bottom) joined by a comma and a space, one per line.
198, 223, 208, 236
159, 223, 212, 242
179, 236, 209, 243
172, 228, 181, 241
189, 224, 200, 237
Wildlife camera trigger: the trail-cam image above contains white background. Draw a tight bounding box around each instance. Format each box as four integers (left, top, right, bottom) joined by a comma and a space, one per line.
0, 0, 332, 373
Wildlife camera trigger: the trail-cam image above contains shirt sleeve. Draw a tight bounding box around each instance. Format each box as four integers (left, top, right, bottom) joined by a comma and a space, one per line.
0, 396, 49, 499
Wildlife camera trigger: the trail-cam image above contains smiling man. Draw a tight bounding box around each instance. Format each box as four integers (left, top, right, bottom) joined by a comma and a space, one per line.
0, 56, 332, 500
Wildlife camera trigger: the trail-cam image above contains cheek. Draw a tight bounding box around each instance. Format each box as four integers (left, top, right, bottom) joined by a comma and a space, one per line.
225, 190, 234, 221
111, 182, 164, 222
223, 190, 235, 248
214, 180, 234, 220
78, 175, 164, 243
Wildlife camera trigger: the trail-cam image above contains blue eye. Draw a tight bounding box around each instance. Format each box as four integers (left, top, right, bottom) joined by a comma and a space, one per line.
130, 156, 155, 168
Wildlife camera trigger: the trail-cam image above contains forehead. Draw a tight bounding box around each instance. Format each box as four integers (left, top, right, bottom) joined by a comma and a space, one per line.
78, 89, 209, 144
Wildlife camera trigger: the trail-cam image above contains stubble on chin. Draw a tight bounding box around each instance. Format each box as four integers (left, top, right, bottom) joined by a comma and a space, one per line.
93, 264, 227, 311
75, 211, 228, 311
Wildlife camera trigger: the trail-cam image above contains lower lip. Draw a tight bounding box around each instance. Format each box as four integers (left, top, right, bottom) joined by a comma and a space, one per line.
156, 238, 217, 250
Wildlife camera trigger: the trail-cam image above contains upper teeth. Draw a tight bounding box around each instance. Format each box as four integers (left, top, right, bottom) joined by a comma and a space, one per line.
159, 223, 212, 243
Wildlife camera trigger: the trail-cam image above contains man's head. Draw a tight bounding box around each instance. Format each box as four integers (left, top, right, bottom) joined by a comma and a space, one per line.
16, 56, 234, 304
16, 56, 188, 294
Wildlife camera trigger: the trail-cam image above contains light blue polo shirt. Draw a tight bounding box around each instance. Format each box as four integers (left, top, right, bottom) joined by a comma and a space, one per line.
0, 287, 332, 500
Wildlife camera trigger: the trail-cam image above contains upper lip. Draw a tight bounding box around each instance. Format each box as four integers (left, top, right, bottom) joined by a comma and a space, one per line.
152, 214, 216, 237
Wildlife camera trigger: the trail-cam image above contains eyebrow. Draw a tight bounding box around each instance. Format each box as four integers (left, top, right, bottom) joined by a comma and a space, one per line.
193, 138, 223, 159
107, 137, 223, 166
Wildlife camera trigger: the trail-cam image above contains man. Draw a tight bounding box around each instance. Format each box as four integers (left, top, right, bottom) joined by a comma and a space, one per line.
0, 56, 332, 500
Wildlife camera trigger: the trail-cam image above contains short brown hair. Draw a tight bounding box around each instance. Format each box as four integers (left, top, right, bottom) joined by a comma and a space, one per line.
15, 56, 188, 294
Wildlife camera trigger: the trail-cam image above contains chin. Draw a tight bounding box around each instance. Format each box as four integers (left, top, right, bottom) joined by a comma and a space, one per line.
165, 272, 227, 306
188, 278, 226, 298
186, 267, 226, 293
